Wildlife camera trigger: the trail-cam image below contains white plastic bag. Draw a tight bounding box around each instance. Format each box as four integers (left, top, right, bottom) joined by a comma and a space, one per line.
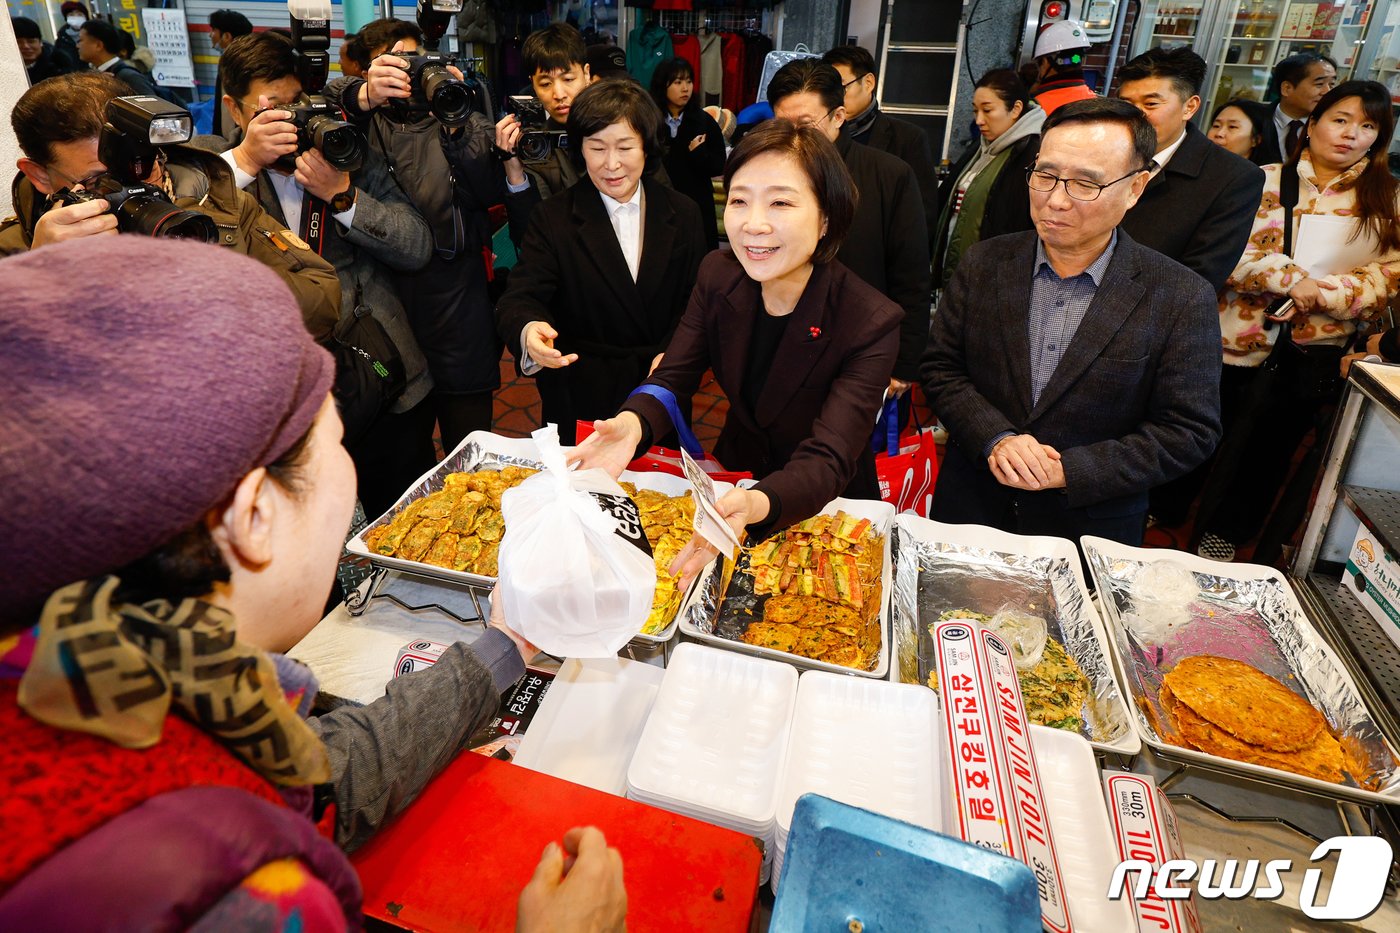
756, 44, 818, 106
497, 425, 655, 658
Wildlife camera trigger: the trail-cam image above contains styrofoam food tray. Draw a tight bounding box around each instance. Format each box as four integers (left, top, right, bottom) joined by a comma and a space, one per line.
626, 643, 797, 827
513, 657, 665, 795
892, 515, 1140, 755
1030, 725, 1138, 932
771, 672, 941, 892
681, 497, 896, 679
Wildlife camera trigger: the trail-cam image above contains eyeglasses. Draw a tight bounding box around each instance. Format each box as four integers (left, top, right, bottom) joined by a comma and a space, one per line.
840, 76, 861, 90
1025, 166, 1149, 201
794, 108, 838, 130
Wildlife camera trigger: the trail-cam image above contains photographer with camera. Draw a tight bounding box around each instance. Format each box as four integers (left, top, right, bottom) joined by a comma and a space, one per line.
324, 15, 506, 450
0, 72, 341, 338
211, 31, 438, 518
495, 79, 706, 445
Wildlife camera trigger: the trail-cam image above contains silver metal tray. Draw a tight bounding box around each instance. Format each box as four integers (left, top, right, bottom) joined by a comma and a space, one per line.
1083, 535, 1400, 805
891, 516, 1140, 755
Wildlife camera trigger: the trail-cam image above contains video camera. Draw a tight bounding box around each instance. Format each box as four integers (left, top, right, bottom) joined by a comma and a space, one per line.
280, 0, 366, 172
508, 95, 569, 163
53, 96, 217, 241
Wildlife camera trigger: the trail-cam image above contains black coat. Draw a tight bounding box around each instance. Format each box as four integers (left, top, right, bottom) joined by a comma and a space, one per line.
921, 230, 1222, 541
850, 107, 940, 255
623, 253, 901, 533
1119, 123, 1264, 293
662, 107, 726, 251
495, 175, 708, 444
25, 43, 76, 84
833, 133, 932, 383
1251, 103, 1285, 167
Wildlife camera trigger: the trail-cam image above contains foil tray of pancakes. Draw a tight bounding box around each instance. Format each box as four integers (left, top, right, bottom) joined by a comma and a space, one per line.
891, 517, 1139, 756
345, 431, 721, 647
1082, 536, 1400, 804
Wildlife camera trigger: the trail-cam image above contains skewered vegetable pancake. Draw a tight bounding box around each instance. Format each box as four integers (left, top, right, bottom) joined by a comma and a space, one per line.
1160, 680, 1345, 783
747, 510, 882, 615
1162, 655, 1326, 752
624, 483, 699, 636
926, 609, 1090, 733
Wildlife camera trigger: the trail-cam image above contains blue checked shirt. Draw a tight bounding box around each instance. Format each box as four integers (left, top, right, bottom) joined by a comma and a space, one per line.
984, 232, 1117, 458
1028, 231, 1117, 405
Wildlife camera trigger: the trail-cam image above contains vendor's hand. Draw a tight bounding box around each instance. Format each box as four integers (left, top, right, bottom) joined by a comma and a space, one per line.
1365, 331, 1385, 357
489, 591, 539, 664
888, 377, 911, 398
361, 41, 413, 110
32, 196, 117, 247
648, 353, 664, 376
232, 96, 298, 176
517, 826, 626, 933
688, 133, 706, 152
1340, 350, 1368, 379
1287, 277, 1337, 313
523, 321, 577, 369
987, 434, 1062, 491
294, 148, 352, 203
495, 113, 527, 187
567, 413, 643, 479
668, 487, 767, 589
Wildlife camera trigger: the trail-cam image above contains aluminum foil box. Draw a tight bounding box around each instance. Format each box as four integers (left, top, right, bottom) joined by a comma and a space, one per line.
1343, 524, 1400, 648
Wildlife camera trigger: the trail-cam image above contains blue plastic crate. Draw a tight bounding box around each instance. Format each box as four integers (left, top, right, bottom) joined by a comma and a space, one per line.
771, 794, 1042, 933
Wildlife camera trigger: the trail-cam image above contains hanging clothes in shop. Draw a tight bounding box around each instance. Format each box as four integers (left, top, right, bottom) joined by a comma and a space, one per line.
671, 32, 701, 88
698, 30, 723, 106
628, 21, 674, 89
743, 31, 773, 106
720, 32, 747, 110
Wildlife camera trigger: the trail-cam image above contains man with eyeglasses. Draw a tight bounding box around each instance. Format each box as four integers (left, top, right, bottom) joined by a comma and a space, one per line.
921, 98, 1221, 547
768, 59, 931, 406
0, 72, 341, 339
821, 45, 938, 256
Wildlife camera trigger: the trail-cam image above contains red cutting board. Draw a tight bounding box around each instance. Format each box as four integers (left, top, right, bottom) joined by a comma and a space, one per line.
351, 754, 761, 931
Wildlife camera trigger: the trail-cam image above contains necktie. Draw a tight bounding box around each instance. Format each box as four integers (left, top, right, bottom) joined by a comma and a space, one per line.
1285, 119, 1304, 158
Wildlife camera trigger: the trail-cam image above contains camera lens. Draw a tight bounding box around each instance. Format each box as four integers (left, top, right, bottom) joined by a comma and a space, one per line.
307, 114, 365, 173
421, 66, 472, 127
518, 132, 551, 163
110, 189, 217, 241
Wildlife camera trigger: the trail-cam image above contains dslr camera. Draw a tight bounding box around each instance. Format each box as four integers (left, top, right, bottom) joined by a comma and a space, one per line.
53, 96, 217, 241
279, 5, 366, 172
509, 95, 569, 163
394, 51, 475, 127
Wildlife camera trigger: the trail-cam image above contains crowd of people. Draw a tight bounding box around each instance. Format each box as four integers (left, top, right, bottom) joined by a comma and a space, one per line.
4, 12, 1400, 929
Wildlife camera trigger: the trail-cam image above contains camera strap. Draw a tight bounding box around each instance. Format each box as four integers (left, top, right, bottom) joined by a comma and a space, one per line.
300, 195, 329, 256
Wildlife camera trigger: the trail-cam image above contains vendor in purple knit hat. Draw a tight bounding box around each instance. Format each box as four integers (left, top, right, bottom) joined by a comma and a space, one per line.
0, 238, 626, 931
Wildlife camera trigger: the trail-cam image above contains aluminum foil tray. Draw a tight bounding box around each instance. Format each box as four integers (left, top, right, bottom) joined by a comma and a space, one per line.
891, 516, 1140, 756
681, 497, 894, 679
344, 431, 723, 647
1082, 535, 1400, 804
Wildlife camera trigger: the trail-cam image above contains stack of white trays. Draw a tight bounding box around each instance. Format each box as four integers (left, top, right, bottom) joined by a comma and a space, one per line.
625, 643, 798, 884
772, 672, 943, 894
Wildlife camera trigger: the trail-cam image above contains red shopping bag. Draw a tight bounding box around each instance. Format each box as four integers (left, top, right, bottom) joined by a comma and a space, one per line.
871, 398, 940, 516
575, 386, 752, 483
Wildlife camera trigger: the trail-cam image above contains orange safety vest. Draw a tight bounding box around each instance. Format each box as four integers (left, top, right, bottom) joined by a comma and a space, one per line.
1035, 82, 1098, 116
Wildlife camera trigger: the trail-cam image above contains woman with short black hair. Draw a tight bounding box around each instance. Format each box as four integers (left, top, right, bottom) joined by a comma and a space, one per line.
495, 78, 708, 444
575, 121, 901, 579
1207, 98, 1271, 161
649, 57, 726, 250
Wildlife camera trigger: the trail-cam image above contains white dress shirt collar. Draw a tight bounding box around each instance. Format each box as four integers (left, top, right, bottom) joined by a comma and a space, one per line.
97, 56, 120, 72
1151, 127, 1189, 175
599, 183, 644, 282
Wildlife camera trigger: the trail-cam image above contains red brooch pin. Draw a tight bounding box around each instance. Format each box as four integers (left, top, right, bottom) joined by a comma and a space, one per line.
809, 326, 822, 340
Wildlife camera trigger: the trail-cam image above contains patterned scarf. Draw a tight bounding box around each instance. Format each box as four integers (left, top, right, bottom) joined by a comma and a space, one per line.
17, 577, 330, 787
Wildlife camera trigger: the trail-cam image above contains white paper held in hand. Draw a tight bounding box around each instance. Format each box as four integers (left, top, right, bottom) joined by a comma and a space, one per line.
680, 447, 741, 560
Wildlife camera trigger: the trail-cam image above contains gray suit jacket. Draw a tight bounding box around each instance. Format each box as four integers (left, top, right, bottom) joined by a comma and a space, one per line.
192, 134, 436, 413
921, 229, 1222, 515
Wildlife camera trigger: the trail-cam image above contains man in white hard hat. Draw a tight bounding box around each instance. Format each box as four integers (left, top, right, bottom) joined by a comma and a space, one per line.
1032, 21, 1096, 115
